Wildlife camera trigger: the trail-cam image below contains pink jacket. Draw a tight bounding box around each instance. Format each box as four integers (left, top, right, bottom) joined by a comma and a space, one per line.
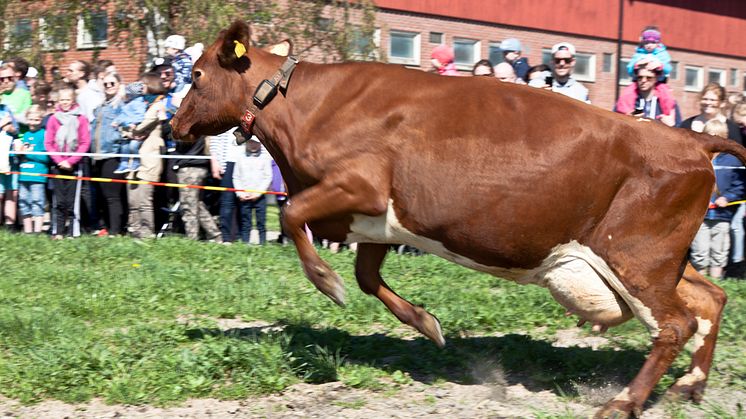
616, 83, 675, 117
437, 62, 461, 76
43, 105, 91, 166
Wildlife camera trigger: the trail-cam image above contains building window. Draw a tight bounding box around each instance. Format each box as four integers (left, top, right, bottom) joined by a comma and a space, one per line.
40, 16, 70, 51
602, 53, 613, 73
685, 66, 704, 92
453, 38, 479, 70
618, 58, 632, 85
488, 42, 504, 65
388, 30, 420, 66
77, 12, 108, 49
542, 49, 596, 82
670, 62, 678, 80
429, 32, 443, 44
708, 68, 725, 86
348, 27, 379, 61
730, 68, 739, 87
5, 18, 32, 50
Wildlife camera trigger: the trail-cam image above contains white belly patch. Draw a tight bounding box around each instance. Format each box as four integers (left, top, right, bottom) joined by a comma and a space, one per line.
347, 200, 657, 333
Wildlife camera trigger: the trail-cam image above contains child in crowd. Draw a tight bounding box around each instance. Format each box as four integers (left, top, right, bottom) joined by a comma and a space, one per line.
17, 105, 49, 234
690, 119, 745, 279
164, 34, 193, 93
43, 83, 90, 239
626, 26, 672, 80
430, 45, 460, 76
233, 135, 273, 245
112, 81, 147, 174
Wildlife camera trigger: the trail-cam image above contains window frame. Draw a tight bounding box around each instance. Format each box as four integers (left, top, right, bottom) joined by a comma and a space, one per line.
4, 18, 33, 50
387, 30, 421, 66
618, 58, 632, 85
707, 68, 726, 87
452, 37, 480, 71
488, 42, 504, 65
76, 12, 108, 49
39, 17, 70, 51
684, 65, 704, 92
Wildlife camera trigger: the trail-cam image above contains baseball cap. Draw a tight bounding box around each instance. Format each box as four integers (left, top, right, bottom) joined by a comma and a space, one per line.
551, 42, 576, 56
150, 56, 173, 72
499, 38, 522, 52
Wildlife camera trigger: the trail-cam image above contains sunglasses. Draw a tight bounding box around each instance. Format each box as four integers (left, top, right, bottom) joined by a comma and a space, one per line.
0, 76, 14, 83
553, 58, 573, 65
637, 76, 656, 81
104, 81, 118, 88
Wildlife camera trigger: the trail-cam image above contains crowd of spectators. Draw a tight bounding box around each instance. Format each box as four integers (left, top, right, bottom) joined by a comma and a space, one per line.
437, 26, 746, 279
0, 34, 282, 246
2, 26, 746, 276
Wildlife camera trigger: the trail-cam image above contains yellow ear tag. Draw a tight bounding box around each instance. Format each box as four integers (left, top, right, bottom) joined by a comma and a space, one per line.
234, 40, 246, 58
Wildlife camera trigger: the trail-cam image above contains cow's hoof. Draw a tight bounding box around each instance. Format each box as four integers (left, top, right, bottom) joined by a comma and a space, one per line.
594, 400, 640, 419
412, 306, 446, 348
666, 381, 706, 404
306, 263, 346, 307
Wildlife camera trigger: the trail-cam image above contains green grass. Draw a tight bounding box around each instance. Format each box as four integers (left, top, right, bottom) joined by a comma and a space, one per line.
0, 231, 744, 408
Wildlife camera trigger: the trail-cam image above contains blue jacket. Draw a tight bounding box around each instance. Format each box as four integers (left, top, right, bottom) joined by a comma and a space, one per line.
90, 98, 124, 157
171, 52, 193, 94
627, 44, 672, 78
707, 153, 745, 222
113, 97, 148, 128
18, 129, 49, 183
512, 57, 530, 82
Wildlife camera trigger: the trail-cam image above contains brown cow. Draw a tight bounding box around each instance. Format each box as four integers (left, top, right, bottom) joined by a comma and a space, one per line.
172, 20, 742, 418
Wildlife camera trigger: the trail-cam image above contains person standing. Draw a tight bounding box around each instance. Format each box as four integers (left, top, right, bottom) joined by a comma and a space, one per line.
89, 72, 127, 236
690, 119, 745, 279
549, 42, 590, 103
210, 128, 243, 243
233, 136, 272, 245
173, 136, 222, 242
0, 64, 31, 123
430, 45, 460, 76
17, 105, 49, 234
614, 58, 680, 126
43, 83, 91, 239
680, 83, 745, 278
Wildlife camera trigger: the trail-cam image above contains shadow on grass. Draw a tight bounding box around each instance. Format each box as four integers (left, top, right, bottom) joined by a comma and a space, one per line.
185, 322, 670, 399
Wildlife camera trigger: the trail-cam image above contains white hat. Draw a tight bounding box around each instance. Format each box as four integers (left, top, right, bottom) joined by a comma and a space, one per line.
164, 35, 186, 51
551, 42, 576, 56
26, 67, 38, 78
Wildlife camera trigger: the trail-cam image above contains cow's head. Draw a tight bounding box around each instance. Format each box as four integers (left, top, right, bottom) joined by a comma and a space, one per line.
171, 20, 255, 141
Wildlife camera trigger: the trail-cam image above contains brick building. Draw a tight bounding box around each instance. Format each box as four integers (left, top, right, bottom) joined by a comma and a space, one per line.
10, 0, 746, 117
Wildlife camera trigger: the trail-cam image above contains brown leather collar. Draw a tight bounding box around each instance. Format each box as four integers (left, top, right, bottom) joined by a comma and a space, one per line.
236, 56, 298, 143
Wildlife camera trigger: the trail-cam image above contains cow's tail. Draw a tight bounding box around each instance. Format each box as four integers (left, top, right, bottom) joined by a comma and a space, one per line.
699, 132, 746, 166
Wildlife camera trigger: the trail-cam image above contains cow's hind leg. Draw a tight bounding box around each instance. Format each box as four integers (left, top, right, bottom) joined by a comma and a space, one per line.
283, 172, 389, 307
665, 262, 727, 403
355, 243, 445, 347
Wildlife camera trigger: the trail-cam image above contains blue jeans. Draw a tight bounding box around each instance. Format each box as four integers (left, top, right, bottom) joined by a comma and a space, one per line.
238, 194, 266, 244
219, 162, 239, 241
18, 181, 46, 217
119, 139, 141, 168
730, 203, 745, 263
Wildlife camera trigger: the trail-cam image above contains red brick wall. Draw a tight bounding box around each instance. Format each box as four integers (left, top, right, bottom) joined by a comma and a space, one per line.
376, 9, 746, 117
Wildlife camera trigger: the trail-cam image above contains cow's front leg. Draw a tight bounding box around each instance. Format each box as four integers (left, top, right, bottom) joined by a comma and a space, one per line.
283, 175, 389, 307
355, 243, 445, 347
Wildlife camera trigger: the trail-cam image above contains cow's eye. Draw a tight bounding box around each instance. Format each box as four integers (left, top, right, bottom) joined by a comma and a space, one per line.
194, 70, 203, 81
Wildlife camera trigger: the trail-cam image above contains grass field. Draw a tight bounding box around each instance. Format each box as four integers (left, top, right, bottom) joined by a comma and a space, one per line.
0, 231, 744, 413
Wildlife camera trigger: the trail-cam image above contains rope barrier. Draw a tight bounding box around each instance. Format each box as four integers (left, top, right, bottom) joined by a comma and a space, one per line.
1, 171, 288, 196
10, 150, 212, 160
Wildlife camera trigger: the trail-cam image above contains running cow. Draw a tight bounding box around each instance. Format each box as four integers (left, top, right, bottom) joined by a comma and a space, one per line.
172, 20, 741, 418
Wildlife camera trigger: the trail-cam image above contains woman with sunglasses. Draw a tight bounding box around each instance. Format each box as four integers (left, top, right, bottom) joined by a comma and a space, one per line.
88, 72, 127, 236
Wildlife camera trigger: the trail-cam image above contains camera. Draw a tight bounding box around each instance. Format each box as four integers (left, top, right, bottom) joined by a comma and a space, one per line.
544, 75, 553, 86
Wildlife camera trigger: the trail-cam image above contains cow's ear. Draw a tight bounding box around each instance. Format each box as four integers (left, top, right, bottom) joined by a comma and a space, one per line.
265, 40, 293, 57
218, 20, 252, 68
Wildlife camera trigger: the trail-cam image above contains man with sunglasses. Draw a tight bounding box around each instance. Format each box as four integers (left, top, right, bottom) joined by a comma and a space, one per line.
0, 64, 31, 123
614, 58, 680, 127
550, 42, 590, 103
